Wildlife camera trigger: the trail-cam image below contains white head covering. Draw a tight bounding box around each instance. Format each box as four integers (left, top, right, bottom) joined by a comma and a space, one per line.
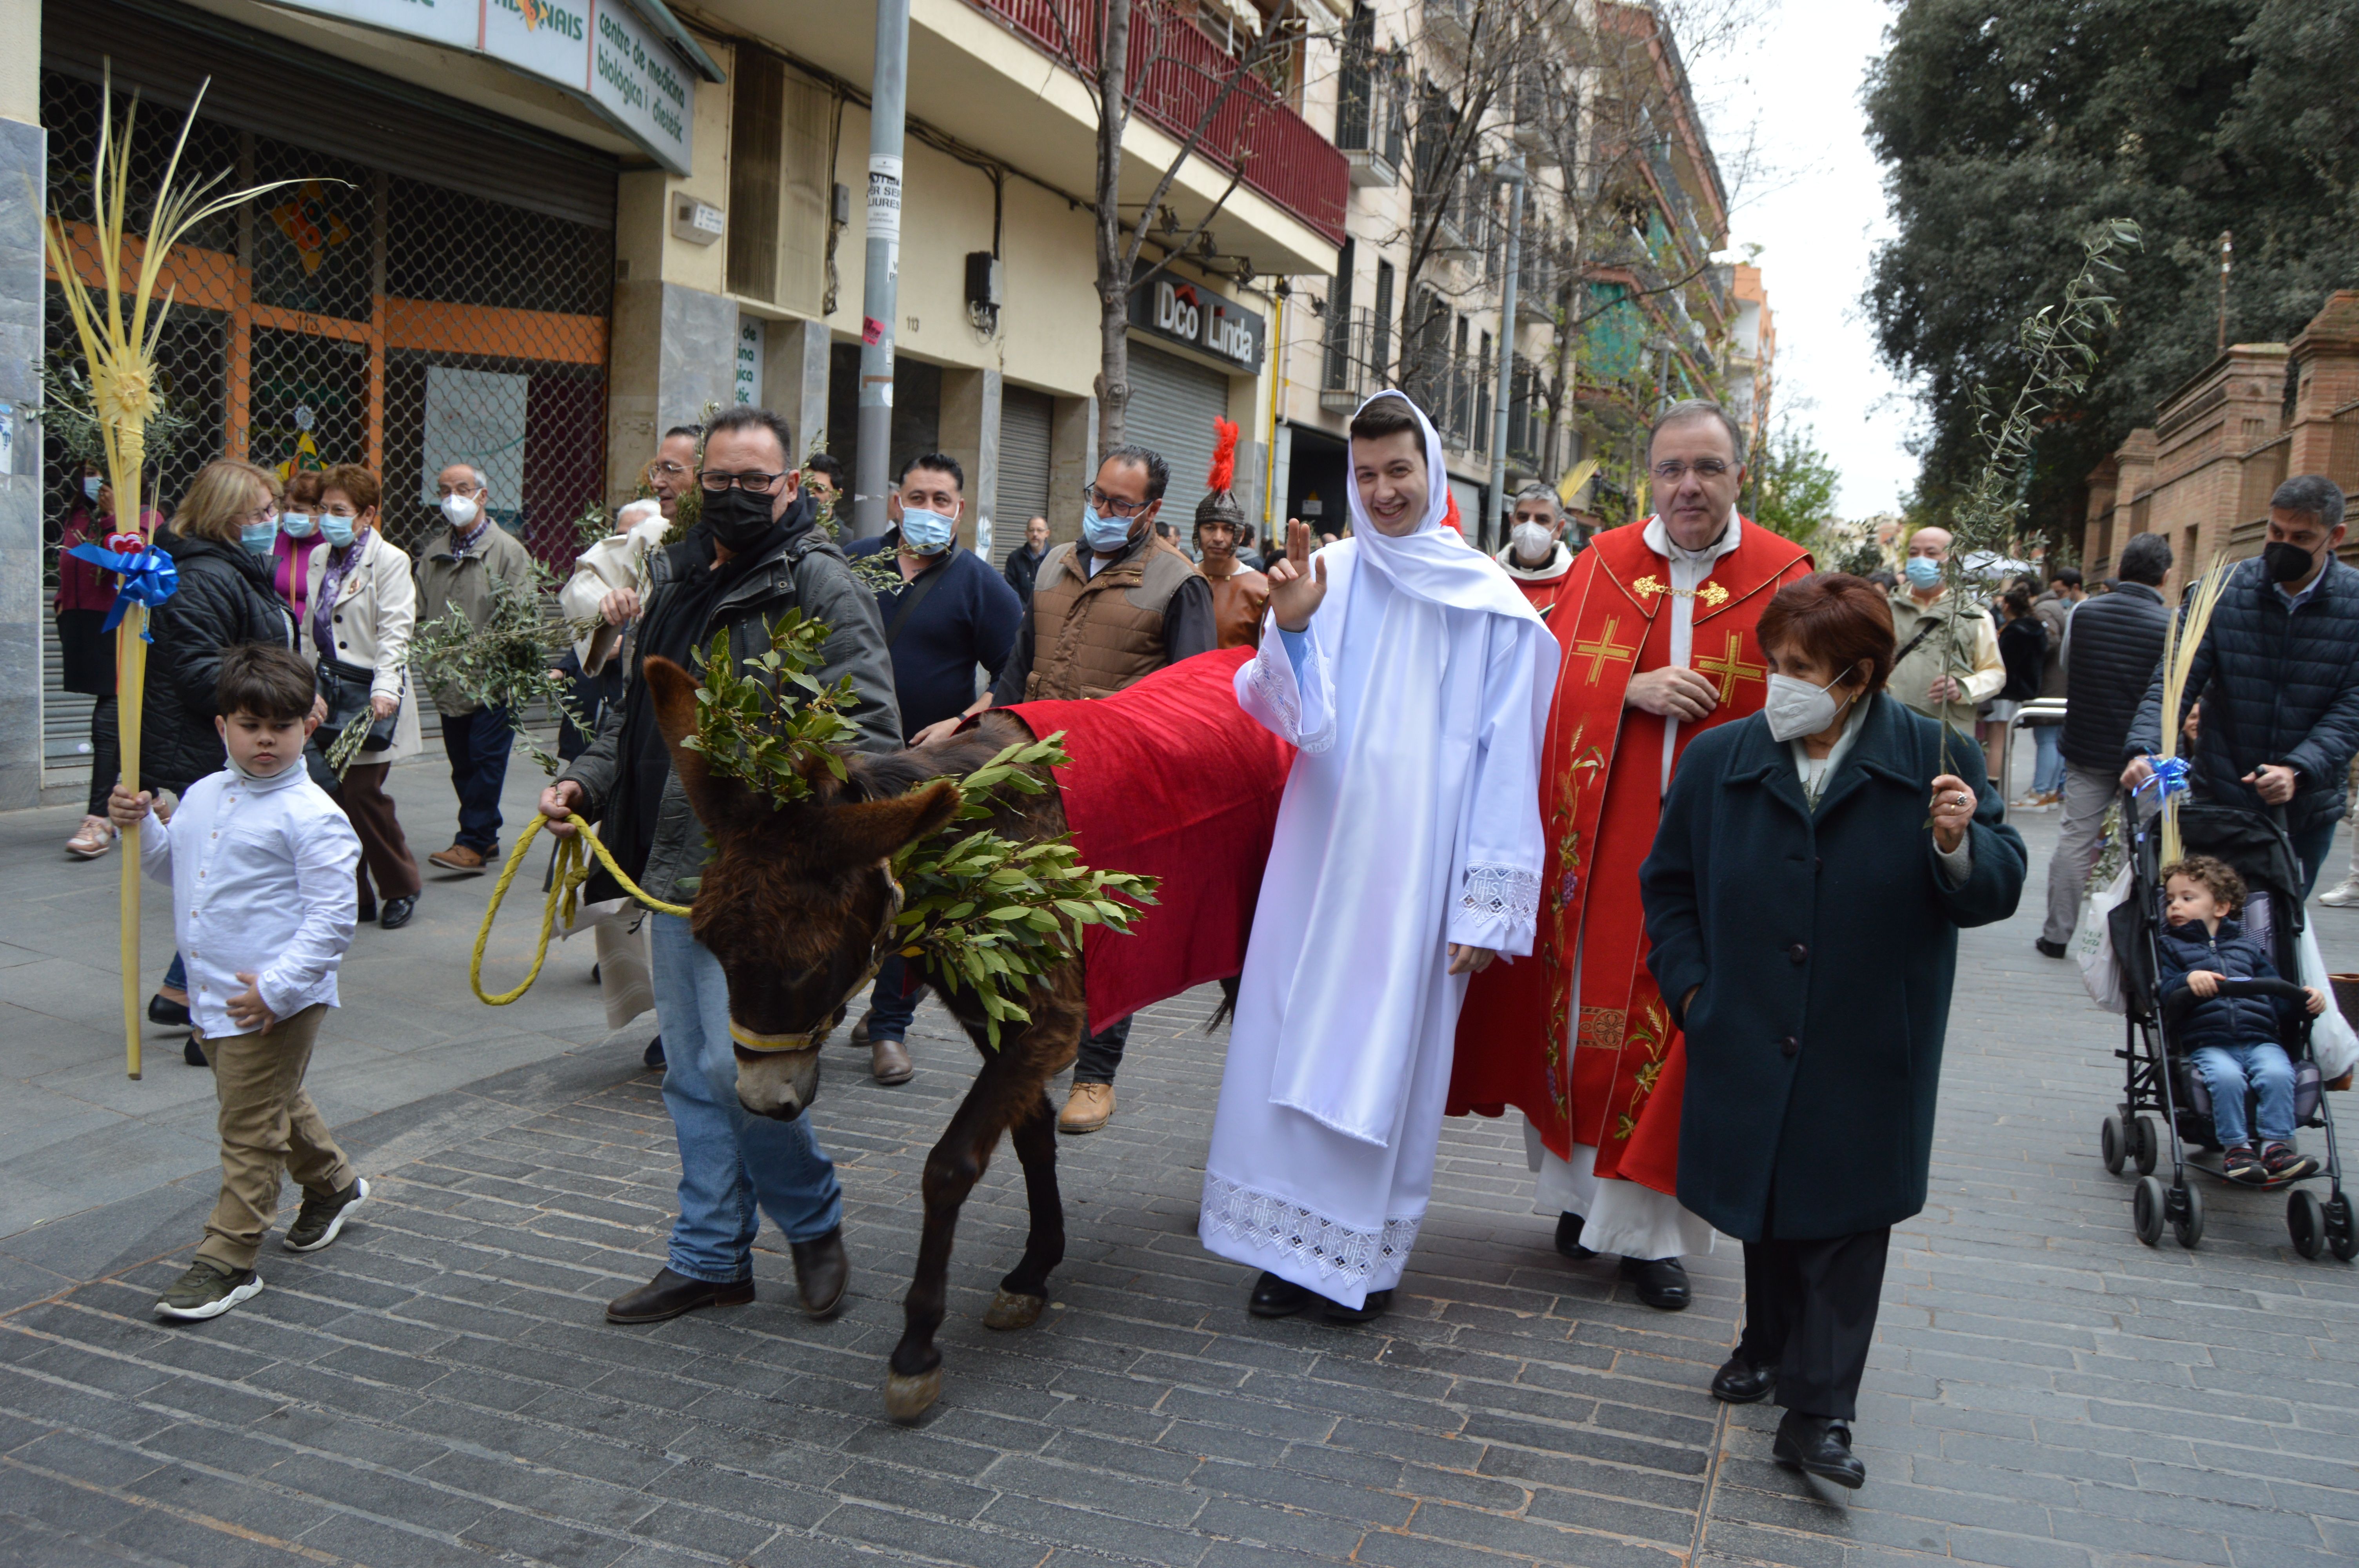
1342, 390, 1544, 626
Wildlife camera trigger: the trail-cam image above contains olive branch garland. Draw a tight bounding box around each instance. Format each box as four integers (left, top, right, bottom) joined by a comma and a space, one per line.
682, 613, 1158, 1047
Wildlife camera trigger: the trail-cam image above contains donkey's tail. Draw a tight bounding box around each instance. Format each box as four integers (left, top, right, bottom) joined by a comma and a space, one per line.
1205, 974, 1240, 1034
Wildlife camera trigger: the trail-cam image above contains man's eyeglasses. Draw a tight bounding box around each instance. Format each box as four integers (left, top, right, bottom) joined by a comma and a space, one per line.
1650, 459, 1731, 483
700, 470, 789, 493
651, 460, 691, 478
1082, 485, 1153, 518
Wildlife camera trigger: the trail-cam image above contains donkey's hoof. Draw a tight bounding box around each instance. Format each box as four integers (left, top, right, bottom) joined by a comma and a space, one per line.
983, 1289, 1046, 1331
883, 1367, 942, 1423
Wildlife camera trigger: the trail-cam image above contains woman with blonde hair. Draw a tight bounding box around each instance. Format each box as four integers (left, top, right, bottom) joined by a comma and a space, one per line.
141, 459, 300, 1036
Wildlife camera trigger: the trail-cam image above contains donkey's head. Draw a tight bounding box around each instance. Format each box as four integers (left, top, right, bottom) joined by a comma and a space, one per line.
645, 657, 960, 1120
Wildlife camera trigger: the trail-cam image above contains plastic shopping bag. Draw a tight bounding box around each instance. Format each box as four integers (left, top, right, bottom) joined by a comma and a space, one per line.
2073, 865, 2134, 1014
2295, 920, 2359, 1082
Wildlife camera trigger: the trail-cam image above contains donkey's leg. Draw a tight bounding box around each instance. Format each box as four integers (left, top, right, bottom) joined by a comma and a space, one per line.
884, 1077, 1012, 1421
983, 1091, 1065, 1331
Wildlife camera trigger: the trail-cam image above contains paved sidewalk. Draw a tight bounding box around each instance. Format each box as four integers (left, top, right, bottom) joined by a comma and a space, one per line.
0, 799, 2354, 1565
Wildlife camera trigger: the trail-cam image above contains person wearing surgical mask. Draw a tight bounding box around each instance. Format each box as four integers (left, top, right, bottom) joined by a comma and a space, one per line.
1492, 484, 1577, 620
906, 445, 1217, 1135
1883, 524, 2004, 741
412, 462, 535, 874
270, 470, 327, 634
1644, 570, 2021, 1491
840, 453, 1025, 1087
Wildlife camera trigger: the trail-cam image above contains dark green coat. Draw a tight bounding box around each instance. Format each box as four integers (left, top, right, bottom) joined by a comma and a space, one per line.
1640, 692, 2025, 1242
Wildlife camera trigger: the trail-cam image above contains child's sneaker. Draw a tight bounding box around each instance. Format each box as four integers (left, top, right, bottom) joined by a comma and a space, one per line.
154, 1259, 263, 1321
283, 1176, 369, 1253
2223, 1146, 2264, 1183
2263, 1143, 2320, 1182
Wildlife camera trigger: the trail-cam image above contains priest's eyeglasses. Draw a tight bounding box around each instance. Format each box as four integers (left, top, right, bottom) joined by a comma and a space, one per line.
699, 469, 790, 492
1651, 459, 1732, 481
1081, 485, 1154, 518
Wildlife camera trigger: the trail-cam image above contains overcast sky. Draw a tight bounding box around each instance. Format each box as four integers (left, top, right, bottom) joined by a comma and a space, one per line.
1684, 0, 1920, 520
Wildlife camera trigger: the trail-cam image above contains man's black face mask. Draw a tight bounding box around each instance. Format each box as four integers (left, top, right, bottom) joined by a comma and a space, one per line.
2263, 539, 2318, 584
705, 486, 778, 550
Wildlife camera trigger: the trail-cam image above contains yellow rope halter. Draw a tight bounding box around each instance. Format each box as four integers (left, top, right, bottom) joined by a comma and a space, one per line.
469, 817, 692, 1006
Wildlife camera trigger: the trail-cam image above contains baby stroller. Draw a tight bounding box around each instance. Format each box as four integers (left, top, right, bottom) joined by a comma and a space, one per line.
2099, 792, 2353, 1258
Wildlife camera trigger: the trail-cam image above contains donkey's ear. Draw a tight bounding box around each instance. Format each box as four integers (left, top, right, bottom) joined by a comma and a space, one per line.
645, 655, 759, 838
820, 779, 963, 869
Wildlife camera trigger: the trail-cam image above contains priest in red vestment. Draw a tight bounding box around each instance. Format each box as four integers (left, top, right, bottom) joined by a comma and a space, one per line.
1452, 399, 1813, 1310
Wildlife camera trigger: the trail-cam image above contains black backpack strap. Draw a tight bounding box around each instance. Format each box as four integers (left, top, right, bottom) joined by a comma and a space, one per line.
882, 559, 951, 647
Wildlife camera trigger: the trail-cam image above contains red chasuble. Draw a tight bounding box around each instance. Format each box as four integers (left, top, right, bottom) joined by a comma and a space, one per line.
1448, 516, 1812, 1193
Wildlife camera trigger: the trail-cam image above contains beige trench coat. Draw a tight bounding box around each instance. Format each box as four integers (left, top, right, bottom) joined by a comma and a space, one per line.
304, 528, 423, 764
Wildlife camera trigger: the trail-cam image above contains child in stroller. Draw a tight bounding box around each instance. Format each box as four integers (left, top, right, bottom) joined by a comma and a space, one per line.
2155, 854, 2327, 1183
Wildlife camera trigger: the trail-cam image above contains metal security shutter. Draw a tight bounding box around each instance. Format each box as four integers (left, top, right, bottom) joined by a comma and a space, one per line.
41, 621, 96, 782
996, 387, 1054, 569
1125, 343, 1230, 533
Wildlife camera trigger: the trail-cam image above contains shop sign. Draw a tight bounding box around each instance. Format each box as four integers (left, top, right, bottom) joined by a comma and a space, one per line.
272, 0, 696, 175
1128, 270, 1265, 372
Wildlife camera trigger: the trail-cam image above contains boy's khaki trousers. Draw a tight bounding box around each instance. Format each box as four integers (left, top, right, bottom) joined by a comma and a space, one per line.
194, 1004, 357, 1272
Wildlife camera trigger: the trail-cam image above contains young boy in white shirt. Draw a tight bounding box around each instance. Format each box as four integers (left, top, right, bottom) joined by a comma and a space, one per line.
109, 644, 370, 1321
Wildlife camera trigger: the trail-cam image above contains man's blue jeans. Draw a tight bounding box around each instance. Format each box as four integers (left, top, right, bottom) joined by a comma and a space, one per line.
438, 706, 513, 853
2191, 1040, 2297, 1149
2294, 818, 2337, 904
863, 951, 923, 1041
2031, 724, 2064, 796
649, 913, 843, 1283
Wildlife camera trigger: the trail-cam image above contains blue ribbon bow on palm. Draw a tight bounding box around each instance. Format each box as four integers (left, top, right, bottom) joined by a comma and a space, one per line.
2134, 753, 2191, 801
65, 540, 178, 639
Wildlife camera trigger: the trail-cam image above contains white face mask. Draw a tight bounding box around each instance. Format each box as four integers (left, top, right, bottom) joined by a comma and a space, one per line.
442, 493, 481, 528
1510, 521, 1556, 563
1763, 670, 1855, 743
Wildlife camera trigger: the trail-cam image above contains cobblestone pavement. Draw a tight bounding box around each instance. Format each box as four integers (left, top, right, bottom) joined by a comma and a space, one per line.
0, 807, 2355, 1566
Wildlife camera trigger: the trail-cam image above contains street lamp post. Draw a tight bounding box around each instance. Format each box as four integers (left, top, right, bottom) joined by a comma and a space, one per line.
1487, 157, 1527, 556
853, 0, 911, 540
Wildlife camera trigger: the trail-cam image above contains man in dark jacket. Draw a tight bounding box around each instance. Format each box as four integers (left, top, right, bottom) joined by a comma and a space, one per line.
2037, 533, 2172, 957
910, 446, 1216, 1134
1003, 514, 1050, 604
2125, 475, 2359, 899
539, 407, 899, 1331
843, 452, 1022, 1085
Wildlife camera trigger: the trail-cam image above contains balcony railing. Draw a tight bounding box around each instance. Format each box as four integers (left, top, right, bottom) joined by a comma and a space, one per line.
1403, 347, 1489, 453
1320, 305, 1375, 412
973, 0, 1349, 244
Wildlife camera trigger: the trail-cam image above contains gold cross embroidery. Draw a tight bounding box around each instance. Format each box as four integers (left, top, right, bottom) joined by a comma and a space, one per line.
1571, 617, 1639, 685
1695, 631, 1767, 704
1632, 574, 1730, 608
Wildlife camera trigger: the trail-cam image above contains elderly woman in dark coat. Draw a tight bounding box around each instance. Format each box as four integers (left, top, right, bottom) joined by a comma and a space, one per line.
1640, 572, 2025, 1490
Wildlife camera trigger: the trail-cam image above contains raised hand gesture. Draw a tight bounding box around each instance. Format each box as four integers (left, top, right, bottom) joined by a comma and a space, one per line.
1267, 519, 1328, 633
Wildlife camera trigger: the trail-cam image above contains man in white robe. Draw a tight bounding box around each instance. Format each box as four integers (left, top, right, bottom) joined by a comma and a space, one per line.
1198, 392, 1556, 1321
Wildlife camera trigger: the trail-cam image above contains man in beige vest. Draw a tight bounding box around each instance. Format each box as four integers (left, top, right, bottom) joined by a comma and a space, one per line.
914, 444, 1216, 1132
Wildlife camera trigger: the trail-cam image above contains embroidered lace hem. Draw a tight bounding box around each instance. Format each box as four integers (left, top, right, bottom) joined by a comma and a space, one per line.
1200, 1174, 1421, 1284
1459, 864, 1540, 925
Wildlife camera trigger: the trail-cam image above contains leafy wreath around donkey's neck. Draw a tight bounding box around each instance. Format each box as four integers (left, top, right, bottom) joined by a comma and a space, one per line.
682, 611, 1159, 1047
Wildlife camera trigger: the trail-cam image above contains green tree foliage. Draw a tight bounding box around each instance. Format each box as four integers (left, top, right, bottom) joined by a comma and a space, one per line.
1864, 0, 2359, 538
1746, 418, 1843, 549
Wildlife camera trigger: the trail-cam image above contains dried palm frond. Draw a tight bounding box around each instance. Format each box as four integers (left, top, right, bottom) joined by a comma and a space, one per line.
41, 67, 314, 1080
2155, 554, 2233, 865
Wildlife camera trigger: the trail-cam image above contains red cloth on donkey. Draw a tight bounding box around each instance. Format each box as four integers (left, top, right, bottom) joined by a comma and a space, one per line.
1007, 646, 1294, 1033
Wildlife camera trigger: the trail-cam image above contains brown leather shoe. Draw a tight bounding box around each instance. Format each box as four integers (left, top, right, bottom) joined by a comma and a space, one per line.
1059, 1082, 1114, 1134
605, 1266, 754, 1324
428, 844, 489, 873
789, 1226, 849, 1318
871, 1038, 914, 1085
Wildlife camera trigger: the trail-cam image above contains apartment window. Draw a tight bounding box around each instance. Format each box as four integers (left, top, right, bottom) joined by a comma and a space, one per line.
1372, 260, 1396, 385
1323, 238, 1357, 391
1336, 4, 1375, 149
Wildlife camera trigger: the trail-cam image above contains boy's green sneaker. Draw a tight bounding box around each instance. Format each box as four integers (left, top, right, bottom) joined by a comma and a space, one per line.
154, 1259, 263, 1321
283, 1176, 369, 1253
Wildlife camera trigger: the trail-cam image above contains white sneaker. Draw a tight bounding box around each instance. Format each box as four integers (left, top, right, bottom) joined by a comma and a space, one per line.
2320, 877, 2359, 908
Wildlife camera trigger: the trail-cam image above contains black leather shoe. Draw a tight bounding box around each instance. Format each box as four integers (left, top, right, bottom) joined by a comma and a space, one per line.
1324, 1289, 1393, 1325
380, 895, 416, 930
1621, 1255, 1690, 1311
605, 1266, 754, 1324
184, 1036, 209, 1067
790, 1226, 849, 1318
1248, 1271, 1315, 1318
1555, 1211, 1598, 1260
848, 1007, 876, 1047
1711, 1353, 1776, 1404
2034, 937, 2068, 960
148, 993, 191, 1028
643, 1036, 666, 1071
1773, 1410, 1866, 1489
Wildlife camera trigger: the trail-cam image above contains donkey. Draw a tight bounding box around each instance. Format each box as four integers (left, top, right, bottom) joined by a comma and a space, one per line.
640, 655, 1104, 1422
